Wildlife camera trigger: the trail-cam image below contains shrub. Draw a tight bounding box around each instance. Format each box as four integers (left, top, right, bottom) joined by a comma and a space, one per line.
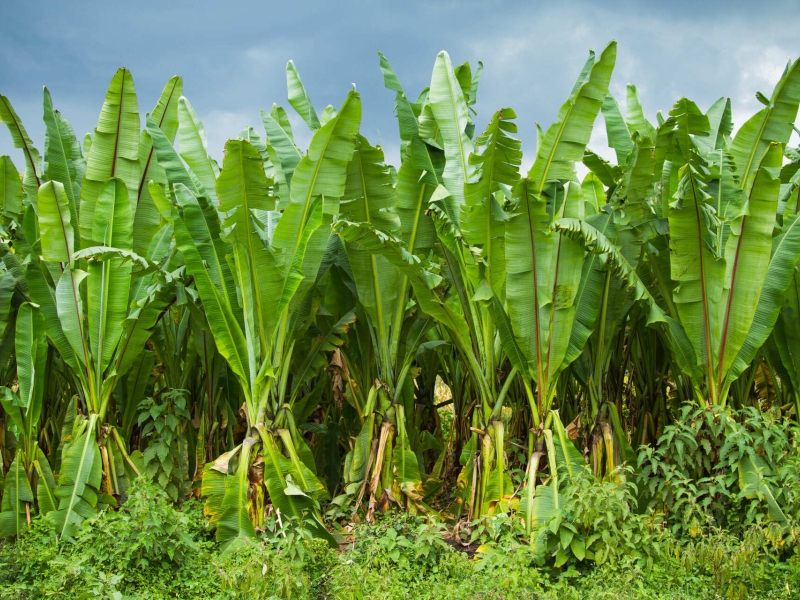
637, 405, 800, 537
533, 468, 670, 570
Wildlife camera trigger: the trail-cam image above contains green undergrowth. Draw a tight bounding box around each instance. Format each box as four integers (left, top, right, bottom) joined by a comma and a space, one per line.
0, 480, 798, 600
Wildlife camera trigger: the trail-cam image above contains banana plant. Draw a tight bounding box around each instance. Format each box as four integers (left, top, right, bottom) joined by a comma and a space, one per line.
336, 214, 488, 519
491, 43, 616, 437
167, 65, 362, 543
422, 50, 524, 519
337, 147, 447, 507
0, 303, 57, 537
760, 153, 800, 420
329, 54, 451, 517
23, 70, 184, 515
338, 49, 518, 519
570, 91, 669, 474
0, 89, 83, 385
645, 55, 800, 406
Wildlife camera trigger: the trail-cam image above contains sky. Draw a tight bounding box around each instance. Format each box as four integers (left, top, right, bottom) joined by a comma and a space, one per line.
1, 0, 799, 172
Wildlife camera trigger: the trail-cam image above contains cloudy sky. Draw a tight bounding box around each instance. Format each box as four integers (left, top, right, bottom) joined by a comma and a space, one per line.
1, 0, 799, 171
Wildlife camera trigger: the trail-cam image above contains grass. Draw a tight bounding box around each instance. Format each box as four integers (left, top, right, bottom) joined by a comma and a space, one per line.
0, 481, 798, 600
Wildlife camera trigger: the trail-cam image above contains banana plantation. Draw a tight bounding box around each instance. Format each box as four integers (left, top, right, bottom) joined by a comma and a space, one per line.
1, 40, 800, 582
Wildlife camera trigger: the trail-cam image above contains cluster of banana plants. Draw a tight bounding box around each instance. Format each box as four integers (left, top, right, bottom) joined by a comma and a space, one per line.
1, 41, 799, 546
